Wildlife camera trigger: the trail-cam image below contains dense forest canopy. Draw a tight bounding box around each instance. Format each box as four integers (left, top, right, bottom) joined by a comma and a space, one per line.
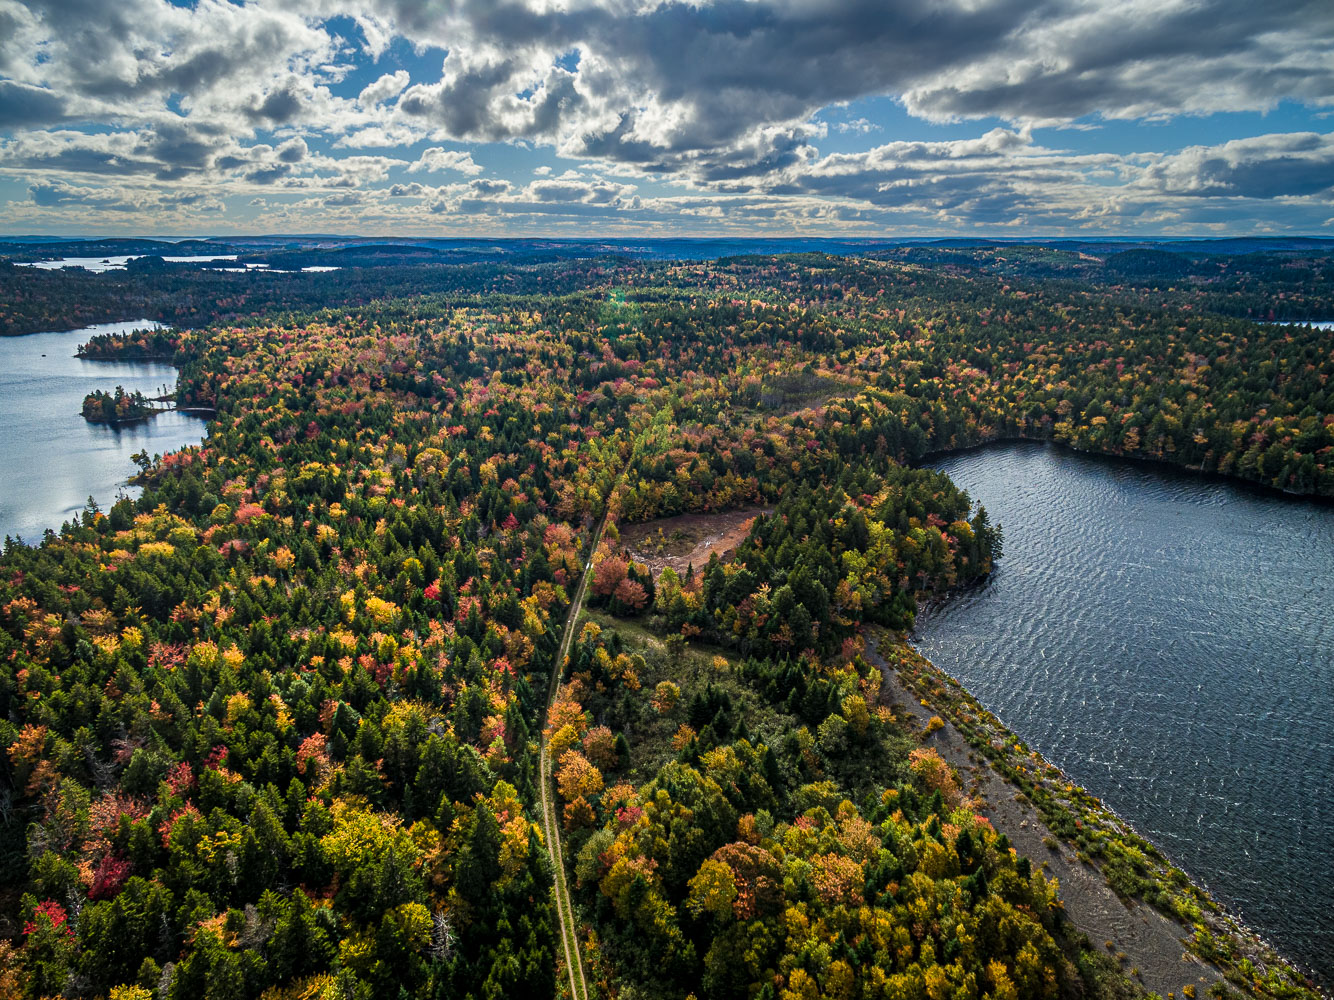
0, 251, 1327, 1000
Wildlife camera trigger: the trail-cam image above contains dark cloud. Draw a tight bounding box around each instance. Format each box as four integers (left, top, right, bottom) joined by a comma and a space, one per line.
903, 0, 1334, 122
276, 137, 309, 163
367, 0, 1334, 175
11, 0, 329, 109
0, 81, 67, 129
29, 181, 83, 207
247, 84, 305, 126
529, 176, 613, 203
5, 138, 151, 176
468, 178, 511, 196
245, 163, 293, 185
133, 123, 223, 173
26, 178, 221, 213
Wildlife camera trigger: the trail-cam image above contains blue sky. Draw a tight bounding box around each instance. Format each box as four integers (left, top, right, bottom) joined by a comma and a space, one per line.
1, 0, 1332, 236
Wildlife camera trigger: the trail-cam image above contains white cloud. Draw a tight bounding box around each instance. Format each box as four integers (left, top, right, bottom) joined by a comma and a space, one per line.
407, 147, 484, 176
358, 70, 410, 106
835, 118, 878, 135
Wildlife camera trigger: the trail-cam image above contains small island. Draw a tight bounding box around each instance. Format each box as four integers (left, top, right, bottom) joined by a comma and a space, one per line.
80, 385, 161, 424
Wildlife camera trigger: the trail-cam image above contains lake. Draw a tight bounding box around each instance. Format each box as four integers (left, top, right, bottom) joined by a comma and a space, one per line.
912, 442, 1334, 981
1272, 320, 1334, 331
16, 254, 239, 272
0, 321, 209, 543
15, 257, 339, 274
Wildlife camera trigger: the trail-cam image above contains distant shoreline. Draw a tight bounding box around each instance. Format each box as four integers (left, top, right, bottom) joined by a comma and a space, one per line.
916, 435, 1334, 507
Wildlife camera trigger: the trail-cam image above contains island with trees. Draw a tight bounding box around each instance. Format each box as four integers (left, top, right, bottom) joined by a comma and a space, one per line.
80, 386, 161, 425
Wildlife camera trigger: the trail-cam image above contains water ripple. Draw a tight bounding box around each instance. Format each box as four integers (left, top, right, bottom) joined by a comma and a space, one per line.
913, 442, 1334, 982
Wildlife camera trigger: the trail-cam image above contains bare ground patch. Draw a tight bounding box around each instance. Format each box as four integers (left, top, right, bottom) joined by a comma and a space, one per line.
620, 507, 770, 580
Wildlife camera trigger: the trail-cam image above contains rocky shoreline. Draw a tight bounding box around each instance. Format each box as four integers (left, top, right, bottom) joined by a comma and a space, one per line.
866, 635, 1325, 1000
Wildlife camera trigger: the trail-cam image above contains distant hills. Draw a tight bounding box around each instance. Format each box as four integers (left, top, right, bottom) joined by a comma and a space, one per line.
3, 234, 1333, 266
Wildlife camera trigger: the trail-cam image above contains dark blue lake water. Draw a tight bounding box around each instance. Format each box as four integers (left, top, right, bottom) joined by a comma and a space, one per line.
912, 442, 1334, 981
0, 321, 209, 543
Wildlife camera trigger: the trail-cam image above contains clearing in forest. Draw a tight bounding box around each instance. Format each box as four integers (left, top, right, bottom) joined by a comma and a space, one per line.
619, 507, 769, 580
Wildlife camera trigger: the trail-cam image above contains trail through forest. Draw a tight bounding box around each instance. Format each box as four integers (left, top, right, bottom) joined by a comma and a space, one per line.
539, 510, 610, 1000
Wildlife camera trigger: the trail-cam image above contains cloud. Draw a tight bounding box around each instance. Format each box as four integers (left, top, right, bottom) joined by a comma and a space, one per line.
527, 172, 635, 205
358, 70, 410, 106
360, 0, 1334, 173
276, 137, 309, 163
29, 181, 110, 208
27, 179, 223, 214
245, 82, 307, 126
0, 81, 67, 129
0, 127, 230, 180
834, 118, 878, 135
246, 163, 294, 185
6, 0, 336, 118
900, 0, 1334, 124
334, 125, 428, 149
686, 126, 1334, 228
1139, 132, 1334, 199
407, 147, 484, 176
7, 2, 1334, 163
2, 0, 1334, 233
469, 178, 512, 196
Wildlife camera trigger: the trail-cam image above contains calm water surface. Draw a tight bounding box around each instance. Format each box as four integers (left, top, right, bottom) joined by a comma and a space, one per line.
913, 442, 1334, 981
16, 254, 239, 272
0, 321, 208, 542
15, 257, 338, 274
1273, 320, 1334, 331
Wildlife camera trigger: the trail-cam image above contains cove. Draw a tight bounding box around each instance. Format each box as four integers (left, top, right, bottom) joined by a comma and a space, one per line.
0, 321, 209, 543
911, 441, 1334, 982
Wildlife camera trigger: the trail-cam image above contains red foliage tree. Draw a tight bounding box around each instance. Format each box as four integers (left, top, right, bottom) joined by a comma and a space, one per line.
592, 556, 628, 597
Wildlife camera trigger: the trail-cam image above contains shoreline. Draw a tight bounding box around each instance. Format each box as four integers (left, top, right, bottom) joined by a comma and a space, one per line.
0, 320, 209, 545
0, 316, 170, 339
914, 435, 1334, 508
77, 351, 175, 362
867, 633, 1326, 998
74, 325, 214, 426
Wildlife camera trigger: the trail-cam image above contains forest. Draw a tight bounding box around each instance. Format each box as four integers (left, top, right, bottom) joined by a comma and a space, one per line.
0, 251, 1328, 1000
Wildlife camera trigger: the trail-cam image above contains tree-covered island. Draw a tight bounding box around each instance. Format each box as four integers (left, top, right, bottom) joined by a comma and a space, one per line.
80, 387, 161, 425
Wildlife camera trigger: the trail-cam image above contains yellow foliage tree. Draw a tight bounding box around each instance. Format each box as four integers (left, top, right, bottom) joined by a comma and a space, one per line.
556, 750, 604, 802
686, 858, 737, 921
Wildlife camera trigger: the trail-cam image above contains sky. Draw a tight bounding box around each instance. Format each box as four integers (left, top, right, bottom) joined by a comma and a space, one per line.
1, 0, 1332, 238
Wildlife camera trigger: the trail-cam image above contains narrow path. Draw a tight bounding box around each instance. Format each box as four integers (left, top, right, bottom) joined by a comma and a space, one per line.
539, 508, 612, 1000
